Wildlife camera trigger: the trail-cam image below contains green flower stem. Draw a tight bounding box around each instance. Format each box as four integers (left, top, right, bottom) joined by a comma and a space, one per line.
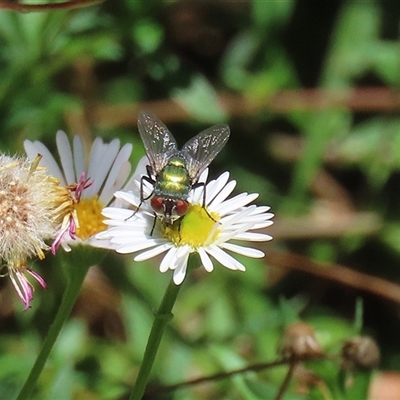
129, 254, 202, 400
129, 277, 182, 400
16, 249, 104, 400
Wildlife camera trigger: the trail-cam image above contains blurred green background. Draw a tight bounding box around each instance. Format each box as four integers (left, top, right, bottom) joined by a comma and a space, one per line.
1, 0, 400, 399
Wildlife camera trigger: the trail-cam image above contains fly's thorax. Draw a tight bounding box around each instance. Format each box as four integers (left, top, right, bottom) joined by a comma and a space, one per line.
168, 156, 186, 169
154, 156, 191, 199
151, 156, 192, 224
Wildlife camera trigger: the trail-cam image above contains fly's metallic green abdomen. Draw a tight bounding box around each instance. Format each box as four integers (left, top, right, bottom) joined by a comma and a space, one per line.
154, 156, 191, 200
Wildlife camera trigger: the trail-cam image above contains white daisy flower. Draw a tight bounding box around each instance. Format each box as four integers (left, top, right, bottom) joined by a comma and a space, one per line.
24, 131, 133, 252
98, 170, 273, 284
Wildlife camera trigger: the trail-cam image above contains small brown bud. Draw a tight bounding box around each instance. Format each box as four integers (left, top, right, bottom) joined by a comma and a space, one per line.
341, 336, 380, 370
280, 322, 323, 360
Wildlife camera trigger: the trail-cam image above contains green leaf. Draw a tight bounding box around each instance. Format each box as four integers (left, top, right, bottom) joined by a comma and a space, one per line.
251, 0, 294, 29
245, 378, 305, 400
381, 223, 400, 254
172, 75, 227, 123
44, 361, 75, 400
220, 31, 258, 91
344, 370, 373, 400
132, 19, 163, 54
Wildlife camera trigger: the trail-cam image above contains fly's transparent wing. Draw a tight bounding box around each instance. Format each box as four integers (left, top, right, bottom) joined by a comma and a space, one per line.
137, 112, 179, 173
180, 124, 230, 182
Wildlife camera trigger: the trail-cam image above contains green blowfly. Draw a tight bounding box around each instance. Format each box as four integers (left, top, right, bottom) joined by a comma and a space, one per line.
137, 112, 230, 226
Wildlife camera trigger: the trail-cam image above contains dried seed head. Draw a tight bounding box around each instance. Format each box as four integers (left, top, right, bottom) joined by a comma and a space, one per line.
341, 336, 380, 370
280, 322, 324, 360
0, 154, 73, 308
0, 154, 72, 262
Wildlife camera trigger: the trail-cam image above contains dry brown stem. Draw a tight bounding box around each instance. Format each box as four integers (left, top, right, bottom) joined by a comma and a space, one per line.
0, 0, 103, 12
86, 87, 400, 128
264, 249, 400, 304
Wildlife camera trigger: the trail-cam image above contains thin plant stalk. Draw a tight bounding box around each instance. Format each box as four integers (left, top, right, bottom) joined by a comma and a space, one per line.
128, 255, 201, 400
16, 249, 104, 400
129, 279, 181, 400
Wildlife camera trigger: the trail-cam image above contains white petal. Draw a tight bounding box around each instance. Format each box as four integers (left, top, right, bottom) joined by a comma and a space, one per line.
190, 171, 220, 204
56, 130, 76, 183
239, 207, 273, 219
61, 242, 72, 252
220, 207, 257, 227
88, 236, 113, 249
213, 193, 258, 215
252, 221, 274, 230
205, 172, 231, 203
233, 232, 273, 241
86, 138, 120, 198
206, 246, 246, 271
219, 242, 265, 258
134, 242, 173, 261
160, 247, 180, 272
24, 139, 66, 184
198, 168, 209, 183
96, 225, 137, 238
110, 229, 150, 241
116, 240, 157, 254
217, 220, 261, 238
102, 206, 135, 220
208, 180, 236, 208
102, 162, 132, 206
102, 219, 136, 229
190, 185, 204, 204
72, 135, 85, 180
107, 227, 154, 239
113, 191, 139, 207
249, 206, 271, 214
198, 248, 214, 272
216, 225, 255, 244
190, 170, 210, 202
169, 246, 190, 270
237, 215, 273, 226
173, 252, 189, 284
98, 143, 133, 204
222, 208, 253, 224
122, 156, 149, 192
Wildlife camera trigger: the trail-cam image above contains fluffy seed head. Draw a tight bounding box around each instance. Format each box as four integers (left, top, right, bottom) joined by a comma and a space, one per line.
0, 154, 73, 265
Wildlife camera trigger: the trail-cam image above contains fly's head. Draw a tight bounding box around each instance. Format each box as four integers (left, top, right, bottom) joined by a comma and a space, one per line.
150, 196, 189, 225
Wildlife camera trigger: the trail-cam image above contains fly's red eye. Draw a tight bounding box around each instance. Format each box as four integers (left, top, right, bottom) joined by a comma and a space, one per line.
175, 200, 189, 216
151, 197, 164, 213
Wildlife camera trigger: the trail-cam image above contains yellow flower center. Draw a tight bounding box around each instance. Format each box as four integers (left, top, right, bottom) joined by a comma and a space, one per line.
74, 196, 106, 240
163, 204, 220, 248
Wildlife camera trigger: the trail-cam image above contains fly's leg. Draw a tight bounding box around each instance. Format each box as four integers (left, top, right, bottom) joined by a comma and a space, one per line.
150, 213, 157, 236
125, 166, 155, 221
136, 174, 155, 211
138, 166, 160, 237
175, 217, 183, 240
192, 181, 217, 223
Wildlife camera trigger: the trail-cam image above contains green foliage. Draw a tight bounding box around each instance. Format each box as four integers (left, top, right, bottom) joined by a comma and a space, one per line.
172, 74, 228, 123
